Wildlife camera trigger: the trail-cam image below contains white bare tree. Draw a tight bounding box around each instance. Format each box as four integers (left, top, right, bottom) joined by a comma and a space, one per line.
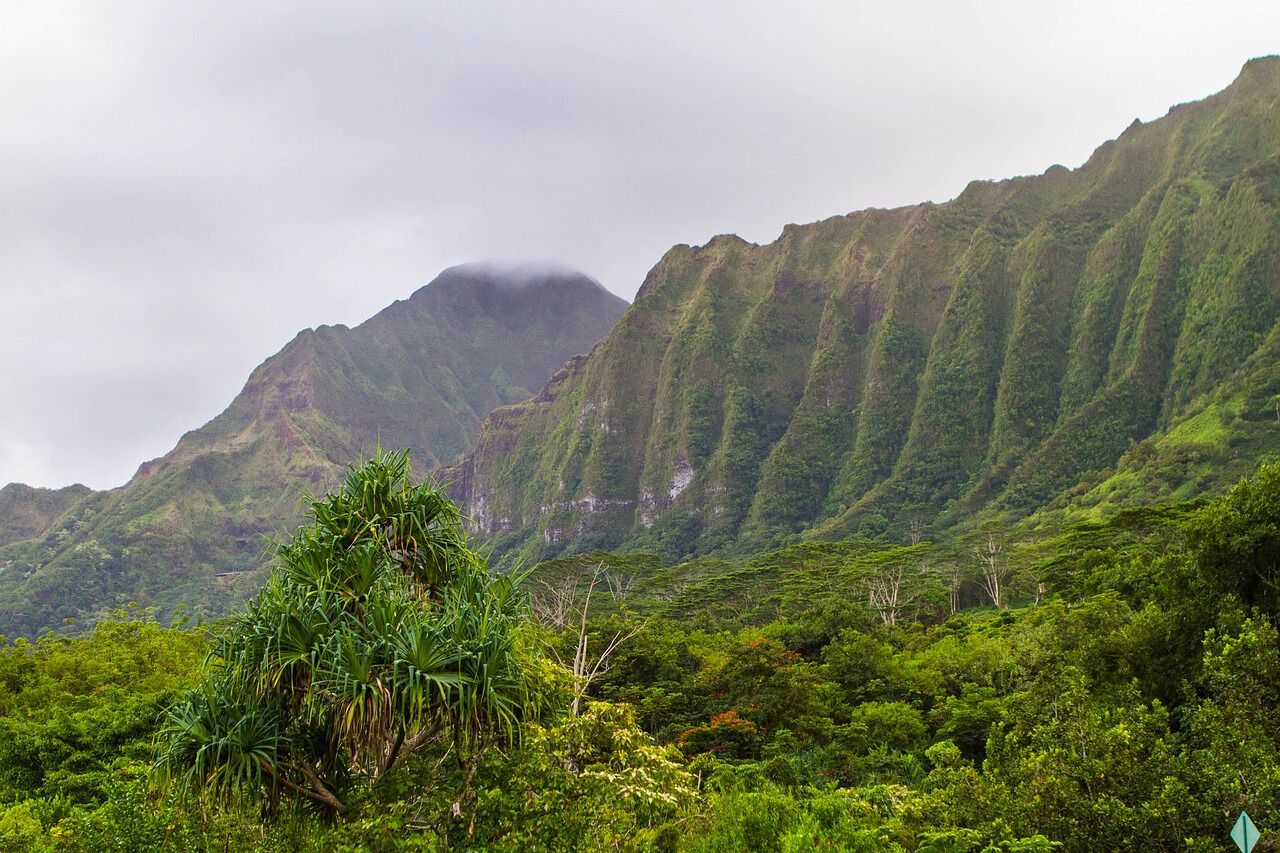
849, 544, 933, 626
528, 574, 579, 630
974, 531, 1007, 609
1025, 562, 1047, 605
936, 560, 967, 615
603, 566, 641, 602
534, 564, 647, 715
865, 561, 910, 626
905, 512, 929, 547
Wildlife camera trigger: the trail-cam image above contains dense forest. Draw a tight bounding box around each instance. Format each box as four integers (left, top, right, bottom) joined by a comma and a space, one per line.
2, 450, 1279, 850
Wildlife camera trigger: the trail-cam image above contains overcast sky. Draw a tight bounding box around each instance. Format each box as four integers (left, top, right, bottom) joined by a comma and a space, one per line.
3, 1, 1279, 491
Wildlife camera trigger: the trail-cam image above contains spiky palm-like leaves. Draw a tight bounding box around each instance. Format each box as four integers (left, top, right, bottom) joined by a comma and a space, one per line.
154, 449, 532, 817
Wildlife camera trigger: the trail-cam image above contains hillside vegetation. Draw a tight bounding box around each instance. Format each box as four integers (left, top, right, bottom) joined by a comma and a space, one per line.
449, 57, 1280, 566
0, 266, 626, 636
3, 455, 1280, 850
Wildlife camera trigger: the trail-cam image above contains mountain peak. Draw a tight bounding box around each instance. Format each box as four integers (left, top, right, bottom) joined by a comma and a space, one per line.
373, 263, 626, 329
422, 261, 616, 300
0, 262, 629, 635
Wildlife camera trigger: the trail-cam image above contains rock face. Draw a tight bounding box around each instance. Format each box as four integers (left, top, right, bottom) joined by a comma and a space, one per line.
0, 264, 627, 635
450, 57, 1280, 564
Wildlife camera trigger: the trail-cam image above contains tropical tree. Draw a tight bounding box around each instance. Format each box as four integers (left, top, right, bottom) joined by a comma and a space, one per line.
1181, 462, 1280, 611
153, 450, 535, 822
473, 702, 695, 849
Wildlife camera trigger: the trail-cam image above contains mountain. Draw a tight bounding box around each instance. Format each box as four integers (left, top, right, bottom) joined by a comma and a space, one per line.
0, 264, 626, 635
448, 57, 1280, 565
0, 484, 93, 547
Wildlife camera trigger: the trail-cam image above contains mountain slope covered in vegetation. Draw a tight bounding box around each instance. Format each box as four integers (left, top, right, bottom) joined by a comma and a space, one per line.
449, 57, 1280, 564
5, 457, 1280, 850
0, 265, 626, 635
0, 484, 93, 548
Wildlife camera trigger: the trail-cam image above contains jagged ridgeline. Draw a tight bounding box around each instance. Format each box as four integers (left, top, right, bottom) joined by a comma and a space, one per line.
0, 265, 626, 636
449, 58, 1280, 563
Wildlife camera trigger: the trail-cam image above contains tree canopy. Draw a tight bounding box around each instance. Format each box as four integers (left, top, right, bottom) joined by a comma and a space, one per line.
153, 449, 534, 818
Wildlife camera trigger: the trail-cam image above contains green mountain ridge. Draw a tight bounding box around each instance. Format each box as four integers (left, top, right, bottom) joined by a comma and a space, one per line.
0, 483, 93, 547
0, 265, 626, 635
448, 57, 1280, 564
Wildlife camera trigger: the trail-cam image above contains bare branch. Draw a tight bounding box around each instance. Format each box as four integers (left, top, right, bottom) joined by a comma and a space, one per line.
266, 757, 346, 814
973, 531, 1006, 609
535, 562, 650, 715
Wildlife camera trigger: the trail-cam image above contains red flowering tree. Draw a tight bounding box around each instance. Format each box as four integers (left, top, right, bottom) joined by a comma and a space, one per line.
676, 710, 761, 759
701, 636, 827, 738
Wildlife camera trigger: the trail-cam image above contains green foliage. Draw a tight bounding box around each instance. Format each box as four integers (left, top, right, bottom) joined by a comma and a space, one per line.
458, 59, 1280, 568
0, 609, 206, 806
823, 628, 896, 702
473, 702, 695, 850
842, 702, 926, 755
1180, 462, 1280, 610
153, 450, 536, 821
6, 461, 1280, 848
984, 669, 1196, 849
1183, 616, 1280, 832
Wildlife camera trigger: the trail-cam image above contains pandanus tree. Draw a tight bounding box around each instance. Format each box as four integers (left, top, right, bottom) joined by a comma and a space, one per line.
153, 449, 533, 820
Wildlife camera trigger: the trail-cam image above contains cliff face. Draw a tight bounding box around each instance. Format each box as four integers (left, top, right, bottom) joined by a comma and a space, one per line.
450, 58, 1280, 563
0, 265, 627, 635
